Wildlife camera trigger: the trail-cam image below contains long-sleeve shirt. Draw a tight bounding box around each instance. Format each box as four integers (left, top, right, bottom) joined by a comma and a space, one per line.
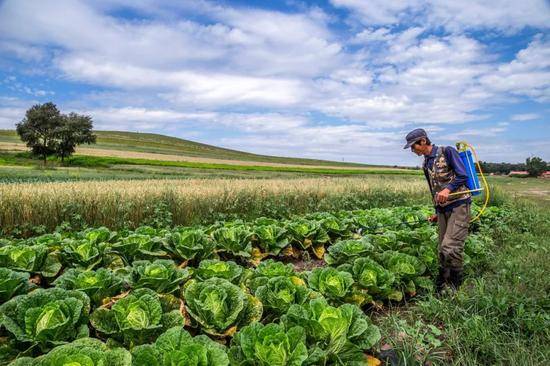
423, 145, 471, 213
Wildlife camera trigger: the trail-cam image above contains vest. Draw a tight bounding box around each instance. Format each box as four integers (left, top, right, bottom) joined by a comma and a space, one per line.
423, 146, 471, 207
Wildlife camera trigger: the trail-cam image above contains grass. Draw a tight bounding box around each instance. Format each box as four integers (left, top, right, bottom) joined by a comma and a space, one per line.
0, 129, 388, 168
373, 192, 550, 365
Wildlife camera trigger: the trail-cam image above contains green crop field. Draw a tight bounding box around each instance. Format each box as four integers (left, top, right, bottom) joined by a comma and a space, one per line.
0, 131, 548, 366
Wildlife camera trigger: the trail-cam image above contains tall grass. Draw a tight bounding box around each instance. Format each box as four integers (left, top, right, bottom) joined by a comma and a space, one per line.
0, 176, 428, 235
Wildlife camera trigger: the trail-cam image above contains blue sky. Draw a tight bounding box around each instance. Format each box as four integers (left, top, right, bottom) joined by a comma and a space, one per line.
0, 0, 548, 166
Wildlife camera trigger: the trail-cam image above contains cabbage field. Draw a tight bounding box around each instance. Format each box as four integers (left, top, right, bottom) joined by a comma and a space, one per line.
0, 203, 506, 366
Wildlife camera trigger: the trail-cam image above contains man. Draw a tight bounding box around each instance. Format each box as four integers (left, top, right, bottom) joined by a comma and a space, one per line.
404, 128, 471, 293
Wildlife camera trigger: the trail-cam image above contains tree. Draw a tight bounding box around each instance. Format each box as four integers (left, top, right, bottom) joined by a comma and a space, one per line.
16, 102, 97, 165
16, 103, 62, 165
526, 156, 547, 177
56, 112, 96, 163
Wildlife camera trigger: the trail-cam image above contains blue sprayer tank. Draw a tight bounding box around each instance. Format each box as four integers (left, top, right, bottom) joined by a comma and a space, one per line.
458, 149, 482, 196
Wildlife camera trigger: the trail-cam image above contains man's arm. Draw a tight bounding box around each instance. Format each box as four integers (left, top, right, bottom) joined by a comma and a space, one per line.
444, 146, 468, 192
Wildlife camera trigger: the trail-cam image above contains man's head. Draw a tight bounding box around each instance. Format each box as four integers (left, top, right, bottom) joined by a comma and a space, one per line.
404, 128, 432, 156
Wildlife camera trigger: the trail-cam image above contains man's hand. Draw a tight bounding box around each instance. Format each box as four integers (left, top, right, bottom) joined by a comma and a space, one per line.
428, 214, 438, 223
435, 188, 451, 204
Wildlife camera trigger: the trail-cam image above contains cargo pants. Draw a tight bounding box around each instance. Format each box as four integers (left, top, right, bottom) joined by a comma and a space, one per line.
437, 203, 470, 271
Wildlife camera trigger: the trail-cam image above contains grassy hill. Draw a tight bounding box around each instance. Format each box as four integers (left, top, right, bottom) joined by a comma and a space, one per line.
0, 129, 419, 182
0, 130, 377, 168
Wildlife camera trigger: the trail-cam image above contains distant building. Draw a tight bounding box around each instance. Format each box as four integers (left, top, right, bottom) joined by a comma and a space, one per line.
541, 171, 550, 179
508, 170, 529, 177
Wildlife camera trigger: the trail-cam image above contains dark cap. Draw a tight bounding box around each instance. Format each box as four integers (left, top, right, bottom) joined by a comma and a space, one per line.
403, 128, 428, 149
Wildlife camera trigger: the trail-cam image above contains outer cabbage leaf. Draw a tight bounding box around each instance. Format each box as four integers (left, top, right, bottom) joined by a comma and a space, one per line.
284, 219, 329, 250
10, 337, 131, 366
126, 259, 191, 294
0, 288, 90, 351
132, 327, 229, 366
323, 238, 373, 266
0, 244, 61, 278
254, 276, 311, 318
163, 228, 214, 263
281, 297, 380, 365
60, 239, 106, 270
52, 268, 125, 306
184, 278, 262, 336
212, 225, 253, 258
229, 322, 307, 366
251, 224, 289, 256
307, 267, 354, 302
90, 288, 183, 347
194, 259, 244, 284
110, 234, 167, 262
246, 260, 300, 293
0, 268, 31, 304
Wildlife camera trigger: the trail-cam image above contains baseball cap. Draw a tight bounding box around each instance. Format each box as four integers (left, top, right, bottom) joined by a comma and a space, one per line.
403, 128, 428, 149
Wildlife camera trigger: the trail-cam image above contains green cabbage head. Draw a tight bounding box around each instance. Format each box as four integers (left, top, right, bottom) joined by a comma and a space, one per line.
132, 327, 229, 366
184, 278, 262, 336
229, 322, 308, 366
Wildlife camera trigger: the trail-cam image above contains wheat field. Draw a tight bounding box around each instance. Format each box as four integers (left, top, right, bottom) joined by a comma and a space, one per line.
0, 176, 427, 233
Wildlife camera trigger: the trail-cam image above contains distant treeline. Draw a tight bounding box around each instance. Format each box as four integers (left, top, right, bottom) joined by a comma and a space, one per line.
478, 161, 526, 174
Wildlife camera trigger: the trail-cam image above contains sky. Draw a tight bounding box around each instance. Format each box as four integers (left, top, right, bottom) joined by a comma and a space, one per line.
0, 0, 548, 166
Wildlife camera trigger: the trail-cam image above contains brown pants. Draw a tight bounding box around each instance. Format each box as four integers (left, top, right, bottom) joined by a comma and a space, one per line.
437, 203, 470, 271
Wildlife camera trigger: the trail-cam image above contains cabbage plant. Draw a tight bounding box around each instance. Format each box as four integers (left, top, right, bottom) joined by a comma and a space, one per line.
247, 259, 300, 293
90, 288, 183, 347
307, 267, 354, 302
184, 278, 262, 336
132, 327, 229, 366
194, 259, 244, 284
127, 259, 191, 294
0, 288, 90, 351
254, 276, 311, 318
251, 224, 289, 256
0, 268, 31, 303
53, 268, 125, 305
0, 244, 61, 278
281, 297, 380, 365
285, 219, 329, 250
163, 228, 214, 263
10, 337, 131, 366
110, 234, 167, 262
60, 238, 107, 270
212, 225, 253, 258
228, 322, 308, 366
323, 238, 373, 266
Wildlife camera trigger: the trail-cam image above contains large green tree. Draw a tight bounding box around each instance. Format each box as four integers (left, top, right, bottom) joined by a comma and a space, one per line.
56, 112, 96, 163
15, 103, 96, 164
15, 102, 61, 164
526, 156, 547, 177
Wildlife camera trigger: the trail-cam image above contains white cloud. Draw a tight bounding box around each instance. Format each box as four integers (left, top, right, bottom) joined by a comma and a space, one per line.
510, 113, 540, 121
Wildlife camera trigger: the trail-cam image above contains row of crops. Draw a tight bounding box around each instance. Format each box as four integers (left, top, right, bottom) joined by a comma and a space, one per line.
0, 205, 501, 365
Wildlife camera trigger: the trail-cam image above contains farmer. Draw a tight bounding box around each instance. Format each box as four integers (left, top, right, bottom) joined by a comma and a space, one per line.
404, 128, 471, 293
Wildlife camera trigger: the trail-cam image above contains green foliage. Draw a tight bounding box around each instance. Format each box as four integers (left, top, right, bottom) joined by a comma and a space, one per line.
228, 322, 308, 366
90, 288, 183, 347
184, 278, 263, 336
0, 268, 31, 303
11, 337, 132, 366
247, 260, 299, 293
163, 228, 214, 263
53, 268, 125, 305
252, 224, 289, 256
132, 327, 229, 366
194, 259, 245, 284
0, 244, 61, 277
255, 276, 312, 318
212, 225, 253, 258
307, 267, 354, 303
126, 259, 191, 294
0, 288, 90, 351
525, 156, 547, 177
281, 297, 380, 365
55, 112, 96, 162
324, 238, 373, 266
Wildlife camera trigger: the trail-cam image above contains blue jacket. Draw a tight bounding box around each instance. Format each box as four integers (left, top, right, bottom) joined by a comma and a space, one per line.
423, 145, 471, 213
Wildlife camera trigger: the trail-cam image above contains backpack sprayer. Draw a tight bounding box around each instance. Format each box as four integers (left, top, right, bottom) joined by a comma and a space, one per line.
448, 141, 490, 222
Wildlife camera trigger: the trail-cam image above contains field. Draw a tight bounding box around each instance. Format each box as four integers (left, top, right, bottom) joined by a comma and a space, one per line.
0, 132, 549, 366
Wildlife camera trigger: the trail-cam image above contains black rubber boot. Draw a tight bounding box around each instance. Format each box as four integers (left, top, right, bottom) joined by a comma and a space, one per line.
435, 267, 449, 294
449, 268, 464, 290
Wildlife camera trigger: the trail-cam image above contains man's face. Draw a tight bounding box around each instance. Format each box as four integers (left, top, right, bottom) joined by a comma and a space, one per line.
411, 141, 424, 156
